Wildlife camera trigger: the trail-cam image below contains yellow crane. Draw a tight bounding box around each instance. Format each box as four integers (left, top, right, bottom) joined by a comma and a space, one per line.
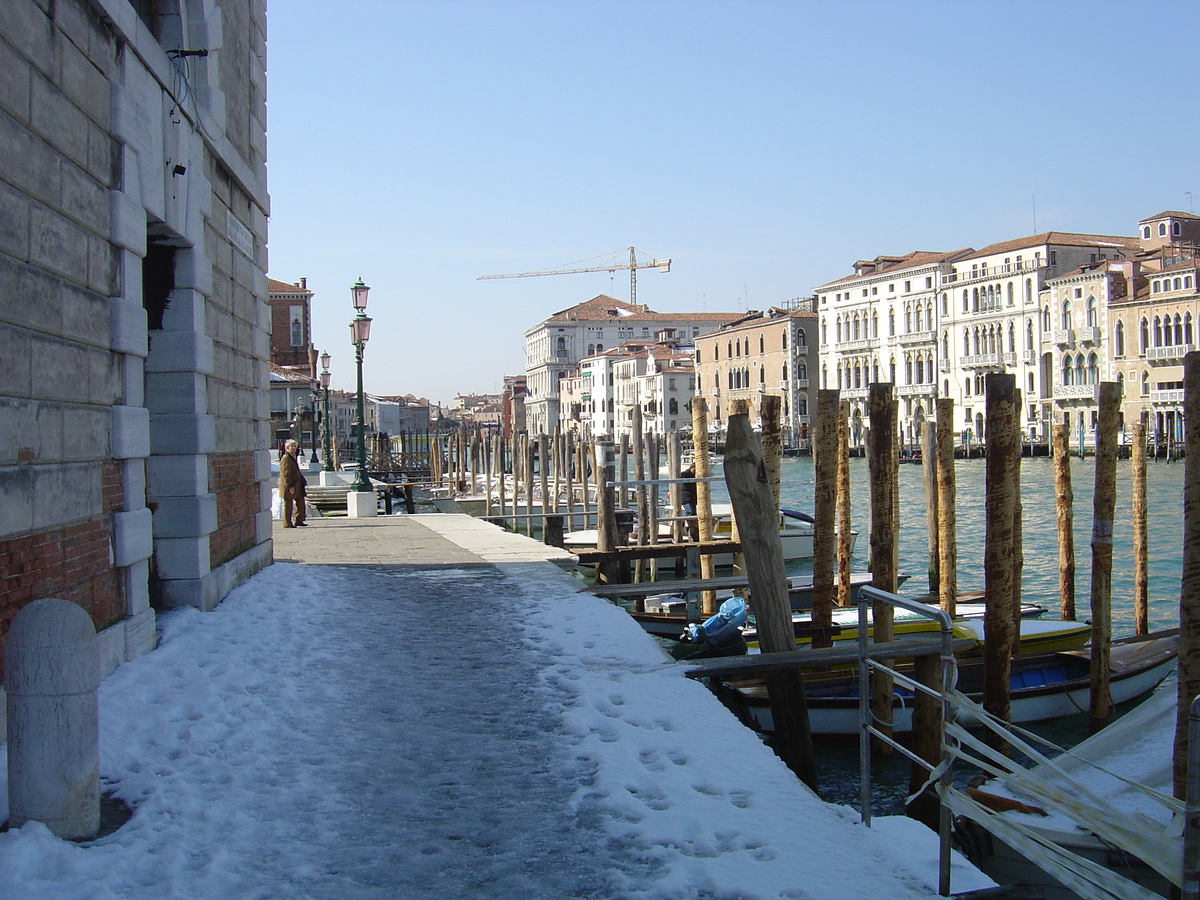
478, 246, 670, 305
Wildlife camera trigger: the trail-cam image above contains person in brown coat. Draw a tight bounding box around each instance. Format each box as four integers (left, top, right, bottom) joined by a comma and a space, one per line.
278, 439, 307, 527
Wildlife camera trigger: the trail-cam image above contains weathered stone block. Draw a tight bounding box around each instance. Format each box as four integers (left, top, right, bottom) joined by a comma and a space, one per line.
144, 371, 206, 414
109, 296, 147, 356
160, 287, 206, 333
30, 206, 90, 284
175, 245, 212, 295
124, 604, 156, 658
110, 404, 150, 459
154, 534, 210, 580
149, 413, 215, 455
0, 178, 31, 260
152, 492, 217, 538
0, 36, 31, 123
145, 330, 214, 374
0, 466, 34, 537
112, 506, 152, 566
109, 188, 146, 254
147, 454, 207, 497
32, 334, 88, 403
33, 462, 99, 529
61, 406, 109, 461
60, 282, 109, 347
0, 324, 32, 397
121, 458, 144, 513
30, 72, 89, 169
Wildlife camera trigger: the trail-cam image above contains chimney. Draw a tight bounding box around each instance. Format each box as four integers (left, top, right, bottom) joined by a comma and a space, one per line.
299, 277, 307, 289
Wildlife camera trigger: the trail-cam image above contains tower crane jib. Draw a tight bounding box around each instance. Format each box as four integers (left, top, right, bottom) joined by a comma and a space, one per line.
478, 246, 670, 305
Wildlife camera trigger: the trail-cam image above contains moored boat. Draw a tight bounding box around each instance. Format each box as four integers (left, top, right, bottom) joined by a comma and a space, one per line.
711, 631, 1178, 736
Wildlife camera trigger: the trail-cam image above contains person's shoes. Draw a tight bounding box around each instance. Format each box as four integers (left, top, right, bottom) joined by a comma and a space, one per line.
295, 522, 308, 527
282, 523, 295, 528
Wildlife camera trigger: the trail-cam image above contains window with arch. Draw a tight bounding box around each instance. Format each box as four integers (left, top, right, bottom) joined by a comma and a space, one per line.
782, 331, 788, 350
1087, 353, 1099, 384
798, 361, 807, 380
1007, 282, 1014, 306
962, 290, 969, 312
1043, 306, 1051, 331
943, 331, 949, 358
1025, 278, 1032, 304
1028, 372, 1034, 395
1114, 320, 1125, 357
714, 341, 720, 360
822, 320, 827, 343
1154, 315, 1163, 347
941, 292, 948, 315
972, 288, 979, 313
853, 314, 861, 340
823, 364, 828, 389
797, 328, 807, 347
1143, 225, 1152, 239
835, 318, 841, 343
1141, 370, 1149, 395
889, 309, 896, 335
1140, 317, 1149, 354
1186, 313, 1194, 345
1086, 297, 1097, 327
872, 311, 879, 338
1176, 277, 1183, 292
963, 329, 970, 355
1174, 221, 1182, 236
1074, 353, 1086, 385
905, 305, 912, 333
1060, 299, 1072, 330
782, 363, 788, 381
1009, 322, 1016, 353
905, 356, 913, 384
1026, 319, 1034, 350
759, 334, 765, 354
1061, 354, 1073, 386
669, 397, 678, 415
1159, 222, 1167, 236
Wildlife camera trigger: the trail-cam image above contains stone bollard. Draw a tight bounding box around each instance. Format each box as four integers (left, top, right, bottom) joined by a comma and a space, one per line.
5, 599, 101, 840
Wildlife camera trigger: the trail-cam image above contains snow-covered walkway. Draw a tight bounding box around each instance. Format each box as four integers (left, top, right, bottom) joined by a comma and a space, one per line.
0, 520, 991, 898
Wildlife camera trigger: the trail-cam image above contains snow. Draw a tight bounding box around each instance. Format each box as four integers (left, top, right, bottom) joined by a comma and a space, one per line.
0, 559, 994, 898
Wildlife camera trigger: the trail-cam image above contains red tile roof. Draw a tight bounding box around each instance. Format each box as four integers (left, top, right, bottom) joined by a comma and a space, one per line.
959, 232, 1138, 260
268, 277, 310, 293
816, 249, 973, 287
544, 294, 739, 324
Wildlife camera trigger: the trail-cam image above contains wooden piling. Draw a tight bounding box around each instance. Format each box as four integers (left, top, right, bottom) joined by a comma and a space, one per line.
633, 407, 648, 584
936, 398, 957, 619
524, 434, 535, 537
1088, 382, 1121, 731
618, 434, 630, 510
539, 433, 550, 538
836, 400, 852, 608
761, 395, 782, 515
1133, 417, 1149, 636
921, 420, 939, 595
1176, 352, 1200, 799
867, 383, 898, 750
724, 413, 817, 789
692, 397, 718, 616
668, 432, 683, 545
984, 373, 1020, 752
812, 390, 839, 648
1053, 424, 1076, 621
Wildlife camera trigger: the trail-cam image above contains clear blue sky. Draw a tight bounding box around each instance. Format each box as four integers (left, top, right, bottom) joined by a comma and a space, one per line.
265, 0, 1198, 405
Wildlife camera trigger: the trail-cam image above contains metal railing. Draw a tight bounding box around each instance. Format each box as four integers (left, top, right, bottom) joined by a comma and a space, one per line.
857, 585, 956, 896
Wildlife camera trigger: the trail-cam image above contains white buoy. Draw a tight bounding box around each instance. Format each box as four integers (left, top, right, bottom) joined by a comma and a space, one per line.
5, 598, 101, 839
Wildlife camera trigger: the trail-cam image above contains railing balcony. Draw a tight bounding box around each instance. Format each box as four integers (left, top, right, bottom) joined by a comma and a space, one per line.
779, 380, 790, 391
1053, 384, 1100, 401
939, 360, 951, 372
796, 378, 810, 388
841, 387, 869, 400
793, 344, 810, 355
1002, 352, 1016, 365
839, 338, 877, 351
1077, 326, 1101, 344
962, 353, 1002, 368
898, 384, 935, 397
797, 415, 811, 424
898, 330, 936, 346
1147, 343, 1194, 362
1151, 389, 1185, 404
1022, 350, 1037, 364
1053, 329, 1075, 347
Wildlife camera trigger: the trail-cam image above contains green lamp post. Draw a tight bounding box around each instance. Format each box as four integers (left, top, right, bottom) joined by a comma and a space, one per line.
349, 279, 373, 493
319, 351, 333, 472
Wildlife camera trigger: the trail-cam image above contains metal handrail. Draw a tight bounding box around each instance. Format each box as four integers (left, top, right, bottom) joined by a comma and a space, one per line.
1185, 694, 1200, 899
857, 585, 956, 896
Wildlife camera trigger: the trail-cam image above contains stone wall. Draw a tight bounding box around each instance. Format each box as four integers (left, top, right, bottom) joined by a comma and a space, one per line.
0, 0, 273, 724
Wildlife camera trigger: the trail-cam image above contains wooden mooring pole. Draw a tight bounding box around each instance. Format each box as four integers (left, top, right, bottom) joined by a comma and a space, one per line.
837, 400, 852, 608
1175, 351, 1200, 799
724, 413, 817, 789
921, 420, 938, 595
812, 390, 839, 648
1053, 424, 1076, 621
984, 373, 1020, 753
692, 397, 718, 615
1088, 383, 1121, 732
936, 398, 957, 619
867, 384, 898, 751
1133, 416, 1149, 636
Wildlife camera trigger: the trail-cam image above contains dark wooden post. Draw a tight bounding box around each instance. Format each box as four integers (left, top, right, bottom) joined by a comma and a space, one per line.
921, 420, 939, 595
1089, 382, 1121, 732
761, 395, 783, 514
692, 397, 718, 615
812, 390, 839, 648
539, 433, 550, 538
867, 384, 898, 750
984, 372, 1019, 753
724, 413, 817, 789
1176, 352, 1200, 799
595, 442, 619, 585
837, 400, 852, 608
632, 406, 648, 583
936, 398, 957, 619
1054, 424, 1076, 620
1133, 416, 1149, 636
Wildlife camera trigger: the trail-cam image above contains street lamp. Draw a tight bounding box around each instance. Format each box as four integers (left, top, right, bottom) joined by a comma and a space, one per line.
349, 278, 373, 494
320, 351, 333, 472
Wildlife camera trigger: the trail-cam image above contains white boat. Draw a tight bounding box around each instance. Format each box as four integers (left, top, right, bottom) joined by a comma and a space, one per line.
712, 632, 1178, 737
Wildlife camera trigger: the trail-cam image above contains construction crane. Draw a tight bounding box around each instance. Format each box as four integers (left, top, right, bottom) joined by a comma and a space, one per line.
478, 246, 670, 305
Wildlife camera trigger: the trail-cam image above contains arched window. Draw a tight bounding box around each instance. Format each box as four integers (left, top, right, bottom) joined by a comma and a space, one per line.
1060, 299, 1072, 330
1026, 319, 1034, 350
798, 361, 807, 380
1141, 370, 1149, 395
972, 288, 979, 312
1115, 320, 1125, 357
1140, 317, 1149, 354
669, 397, 678, 414
823, 364, 829, 389
759, 366, 765, 386
889, 309, 896, 335
1175, 314, 1184, 345
782, 331, 788, 350
759, 334, 765, 354
1186, 313, 1194, 345
1159, 222, 1167, 236
1025, 278, 1032, 304
797, 328, 807, 347
587, 343, 595, 356
557, 336, 566, 350
941, 292, 948, 316
596, 343, 603, 352
1087, 353, 1099, 384
872, 311, 879, 338
714, 341, 720, 360
1074, 353, 1086, 385
1008, 322, 1016, 353
905, 305, 912, 333
1062, 354, 1073, 386
1086, 297, 1097, 327
916, 355, 925, 383
943, 331, 949, 358
963, 328, 970, 355
853, 314, 861, 340
1027, 372, 1034, 395
904, 356, 913, 384
1007, 282, 1014, 306
728, 339, 734, 357
1143, 225, 1152, 239
1174, 221, 1182, 236
1043, 306, 1051, 331
1153, 316, 1163, 347
962, 290, 969, 312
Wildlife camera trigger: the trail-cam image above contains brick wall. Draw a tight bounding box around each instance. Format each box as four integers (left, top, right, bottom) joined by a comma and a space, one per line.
0, 463, 125, 674
209, 451, 260, 569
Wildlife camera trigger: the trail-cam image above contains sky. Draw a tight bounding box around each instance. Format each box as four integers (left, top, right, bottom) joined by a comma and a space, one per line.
264, 0, 1200, 405
0, 530, 995, 898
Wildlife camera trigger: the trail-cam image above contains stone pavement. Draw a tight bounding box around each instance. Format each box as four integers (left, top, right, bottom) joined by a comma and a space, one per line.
270, 513, 580, 571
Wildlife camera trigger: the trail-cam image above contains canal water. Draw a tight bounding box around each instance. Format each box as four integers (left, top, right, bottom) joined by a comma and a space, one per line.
705, 453, 1187, 813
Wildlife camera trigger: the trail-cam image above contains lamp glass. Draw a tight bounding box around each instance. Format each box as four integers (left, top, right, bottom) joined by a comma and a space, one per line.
350, 315, 372, 345
320, 351, 331, 370
351, 279, 370, 311
320, 370, 330, 388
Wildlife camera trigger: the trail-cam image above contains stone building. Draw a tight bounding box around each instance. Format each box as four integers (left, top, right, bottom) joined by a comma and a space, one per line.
0, 0, 272, 702
523, 295, 737, 435
692, 306, 818, 446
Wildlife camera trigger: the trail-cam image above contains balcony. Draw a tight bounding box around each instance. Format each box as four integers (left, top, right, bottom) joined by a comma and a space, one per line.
779, 380, 790, 391
796, 378, 810, 388
898, 384, 935, 397
1002, 352, 1016, 365
1022, 350, 1037, 364
939, 360, 951, 372
793, 344, 810, 355
1151, 389, 1184, 404
962, 353, 1003, 368
841, 388, 869, 400
838, 339, 877, 352
1147, 343, 1195, 363
1077, 326, 1101, 344
1053, 329, 1075, 347
898, 330, 936, 346
1053, 384, 1100, 401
